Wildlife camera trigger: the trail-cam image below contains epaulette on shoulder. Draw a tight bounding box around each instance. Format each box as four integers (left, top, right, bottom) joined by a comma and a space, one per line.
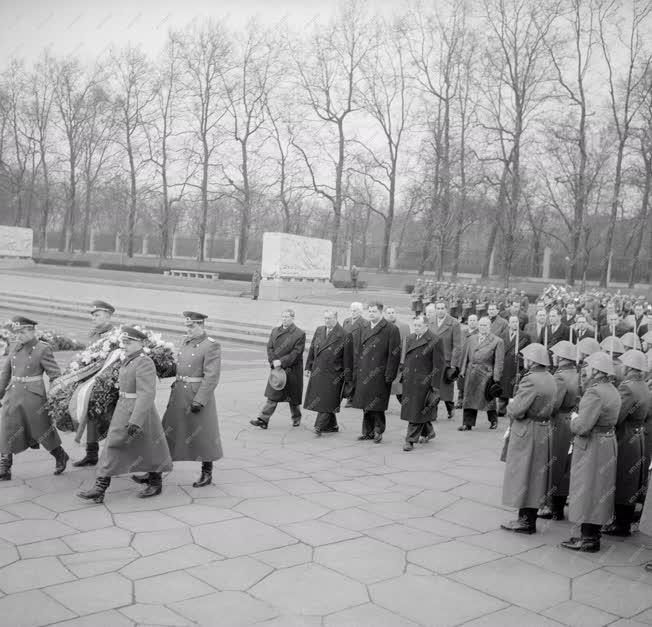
207, 337, 216, 343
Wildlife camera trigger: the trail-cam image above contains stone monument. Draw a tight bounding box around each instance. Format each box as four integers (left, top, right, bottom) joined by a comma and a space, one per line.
0, 226, 34, 267
259, 232, 335, 301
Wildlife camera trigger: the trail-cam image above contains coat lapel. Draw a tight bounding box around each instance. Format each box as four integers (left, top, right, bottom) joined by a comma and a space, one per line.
362, 318, 385, 344
316, 323, 343, 355
406, 329, 431, 354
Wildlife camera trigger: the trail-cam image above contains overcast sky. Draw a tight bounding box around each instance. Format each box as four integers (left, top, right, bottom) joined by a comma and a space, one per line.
0, 0, 397, 62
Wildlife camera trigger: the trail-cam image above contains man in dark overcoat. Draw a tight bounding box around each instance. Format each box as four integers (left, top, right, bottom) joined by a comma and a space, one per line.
400, 316, 445, 451
570, 314, 596, 343
345, 302, 401, 443
539, 307, 569, 353
602, 349, 650, 537
386, 307, 410, 404
498, 315, 528, 416
342, 302, 368, 407
425, 301, 461, 420
304, 310, 346, 436
250, 309, 306, 429
158, 311, 222, 489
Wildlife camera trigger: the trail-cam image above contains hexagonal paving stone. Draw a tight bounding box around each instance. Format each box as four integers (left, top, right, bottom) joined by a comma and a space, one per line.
134, 571, 214, 604
3, 502, 57, 520
385, 471, 466, 491
114, 511, 188, 532
192, 517, 296, 557
103, 484, 192, 514
436, 500, 511, 533
19, 539, 71, 560
63, 526, 132, 552
315, 537, 405, 584
132, 527, 193, 557
250, 563, 368, 615
162, 504, 241, 525
0, 519, 75, 544
189, 556, 272, 591
573, 570, 652, 617
0, 589, 75, 626
543, 600, 618, 627
0, 485, 43, 507
120, 544, 218, 580
370, 573, 507, 626
517, 545, 600, 578
324, 602, 420, 627
366, 523, 448, 551
303, 491, 367, 510
61, 548, 140, 578
319, 507, 393, 531
451, 557, 571, 612
120, 604, 191, 626
171, 591, 278, 626
235, 496, 328, 526
46, 573, 132, 616
33, 491, 99, 514
461, 605, 566, 626
0, 556, 75, 593
272, 478, 331, 494
254, 543, 312, 568
57, 507, 114, 531
461, 529, 545, 556
45, 609, 135, 627
281, 520, 361, 546
408, 540, 502, 575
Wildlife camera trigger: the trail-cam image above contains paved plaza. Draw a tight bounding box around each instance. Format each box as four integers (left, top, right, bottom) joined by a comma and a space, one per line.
0, 272, 651, 626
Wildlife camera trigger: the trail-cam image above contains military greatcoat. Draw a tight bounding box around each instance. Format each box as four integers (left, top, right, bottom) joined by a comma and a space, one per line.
460, 333, 504, 411
399, 329, 444, 424
162, 333, 223, 462
567, 375, 620, 525
264, 323, 306, 406
427, 315, 461, 403
97, 350, 172, 477
0, 338, 61, 454
304, 323, 347, 413
614, 374, 649, 506
502, 366, 557, 509
550, 364, 580, 498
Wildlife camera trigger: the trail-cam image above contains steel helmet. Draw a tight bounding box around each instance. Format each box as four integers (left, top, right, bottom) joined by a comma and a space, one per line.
584, 351, 615, 376
520, 343, 550, 367
620, 332, 642, 350
577, 337, 600, 358
550, 340, 578, 363
600, 336, 625, 356
619, 349, 648, 372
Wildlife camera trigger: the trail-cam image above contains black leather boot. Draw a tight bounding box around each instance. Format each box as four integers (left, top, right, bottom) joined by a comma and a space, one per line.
77, 476, 111, 504
501, 508, 537, 534
51, 446, 69, 475
193, 462, 213, 488
138, 472, 162, 498
0, 454, 12, 481
131, 473, 150, 484
72, 442, 99, 467
603, 504, 633, 537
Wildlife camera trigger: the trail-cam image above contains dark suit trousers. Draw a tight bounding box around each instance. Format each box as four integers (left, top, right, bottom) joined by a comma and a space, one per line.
258, 400, 301, 424
463, 408, 497, 427
314, 412, 338, 431
406, 421, 434, 443
362, 411, 386, 435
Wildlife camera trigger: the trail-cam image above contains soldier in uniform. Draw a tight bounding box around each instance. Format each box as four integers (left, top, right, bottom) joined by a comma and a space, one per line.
155, 312, 222, 489
73, 300, 117, 468
561, 351, 621, 552
602, 349, 650, 537
538, 340, 580, 521
500, 343, 557, 534
620, 332, 642, 352
250, 309, 306, 429
0, 316, 69, 480
399, 316, 444, 450
304, 310, 346, 436
600, 336, 625, 385
77, 327, 173, 503
344, 301, 401, 443
425, 302, 462, 420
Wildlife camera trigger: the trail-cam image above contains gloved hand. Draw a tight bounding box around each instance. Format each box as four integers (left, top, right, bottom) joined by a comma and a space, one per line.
343, 381, 355, 398
127, 423, 142, 438
190, 401, 203, 413
425, 390, 440, 408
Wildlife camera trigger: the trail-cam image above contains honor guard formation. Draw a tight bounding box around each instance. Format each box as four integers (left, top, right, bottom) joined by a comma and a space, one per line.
1, 281, 651, 572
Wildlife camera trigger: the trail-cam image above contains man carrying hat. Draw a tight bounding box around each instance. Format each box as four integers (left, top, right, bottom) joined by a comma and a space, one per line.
0, 316, 69, 480
250, 309, 306, 429
560, 350, 621, 552
78, 326, 173, 503
73, 300, 117, 468
155, 312, 222, 488
602, 349, 650, 538
500, 343, 557, 535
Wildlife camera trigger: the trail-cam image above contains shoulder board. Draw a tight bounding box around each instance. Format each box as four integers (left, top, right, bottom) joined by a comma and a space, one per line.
207, 337, 216, 343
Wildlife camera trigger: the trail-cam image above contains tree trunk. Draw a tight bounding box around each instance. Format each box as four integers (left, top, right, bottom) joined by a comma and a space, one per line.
628, 154, 651, 287
126, 131, 137, 258
481, 222, 498, 278
237, 140, 250, 265
81, 183, 92, 253
198, 137, 209, 262
599, 139, 625, 287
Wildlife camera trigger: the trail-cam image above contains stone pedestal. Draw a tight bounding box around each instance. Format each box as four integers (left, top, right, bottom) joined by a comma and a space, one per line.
0, 226, 34, 267
259, 278, 336, 301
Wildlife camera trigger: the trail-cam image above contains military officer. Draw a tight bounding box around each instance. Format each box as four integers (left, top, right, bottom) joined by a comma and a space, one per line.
500, 343, 557, 534
538, 340, 580, 521
602, 349, 650, 537
560, 351, 621, 553
73, 300, 117, 468
156, 312, 222, 489
0, 316, 69, 480
250, 309, 306, 429
304, 310, 347, 436
78, 327, 173, 503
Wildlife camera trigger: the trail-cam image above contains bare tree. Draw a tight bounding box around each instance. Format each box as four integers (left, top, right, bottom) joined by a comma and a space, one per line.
292, 1, 372, 276
597, 0, 652, 286
174, 19, 230, 262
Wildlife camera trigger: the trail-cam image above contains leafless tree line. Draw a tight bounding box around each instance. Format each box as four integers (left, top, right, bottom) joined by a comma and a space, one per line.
0, 0, 651, 286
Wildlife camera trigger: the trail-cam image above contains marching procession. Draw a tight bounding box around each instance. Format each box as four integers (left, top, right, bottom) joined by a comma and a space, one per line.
0, 284, 651, 577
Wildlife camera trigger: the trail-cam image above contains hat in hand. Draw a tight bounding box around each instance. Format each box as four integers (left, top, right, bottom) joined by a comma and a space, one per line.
268, 367, 287, 391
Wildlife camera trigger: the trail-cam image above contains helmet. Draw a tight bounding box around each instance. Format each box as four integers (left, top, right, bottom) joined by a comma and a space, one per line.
551, 340, 578, 362
620, 332, 642, 350
619, 349, 648, 372
577, 337, 600, 358
600, 336, 625, 355
520, 343, 550, 367
584, 351, 615, 376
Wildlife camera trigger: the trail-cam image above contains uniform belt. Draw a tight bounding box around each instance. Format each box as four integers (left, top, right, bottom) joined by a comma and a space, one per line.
119, 392, 137, 399
527, 416, 550, 423
593, 426, 615, 435
12, 376, 42, 383
176, 376, 203, 383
